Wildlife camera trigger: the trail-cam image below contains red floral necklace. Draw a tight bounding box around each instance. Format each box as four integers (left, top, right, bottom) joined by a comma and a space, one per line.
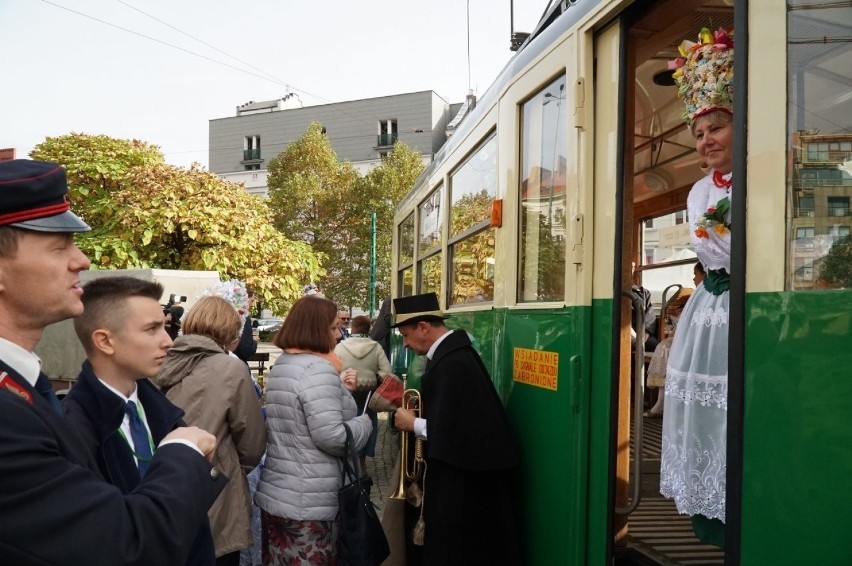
713, 170, 732, 189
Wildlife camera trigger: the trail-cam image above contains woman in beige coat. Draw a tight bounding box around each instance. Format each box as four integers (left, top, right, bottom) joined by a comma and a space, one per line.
154, 295, 267, 566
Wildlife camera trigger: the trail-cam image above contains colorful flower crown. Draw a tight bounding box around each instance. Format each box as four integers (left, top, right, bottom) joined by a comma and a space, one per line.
668, 27, 734, 125
203, 278, 251, 322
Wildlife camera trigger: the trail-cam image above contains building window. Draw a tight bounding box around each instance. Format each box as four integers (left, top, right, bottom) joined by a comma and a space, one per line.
377, 119, 398, 147
244, 164, 260, 171
519, 75, 567, 302
827, 196, 849, 217
243, 135, 261, 161
796, 227, 815, 239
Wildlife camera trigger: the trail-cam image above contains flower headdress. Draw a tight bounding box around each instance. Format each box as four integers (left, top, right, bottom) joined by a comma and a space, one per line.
668, 27, 734, 125
203, 278, 251, 322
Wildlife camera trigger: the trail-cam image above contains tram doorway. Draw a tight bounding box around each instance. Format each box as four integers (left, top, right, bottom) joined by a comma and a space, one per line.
609, 0, 733, 564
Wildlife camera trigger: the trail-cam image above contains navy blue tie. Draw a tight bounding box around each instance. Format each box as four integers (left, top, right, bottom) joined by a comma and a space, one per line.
125, 401, 152, 477
35, 373, 63, 416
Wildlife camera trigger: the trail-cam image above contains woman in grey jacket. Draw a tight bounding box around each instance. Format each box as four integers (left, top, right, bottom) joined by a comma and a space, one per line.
256, 295, 372, 565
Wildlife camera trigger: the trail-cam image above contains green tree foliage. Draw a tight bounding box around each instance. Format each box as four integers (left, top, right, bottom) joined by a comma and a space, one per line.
267, 123, 423, 309
31, 133, 323, 312
358, 142, 424, 306
820, 235, 852, 288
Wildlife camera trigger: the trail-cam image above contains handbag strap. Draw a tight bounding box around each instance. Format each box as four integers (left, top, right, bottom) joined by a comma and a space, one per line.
340, 423, 362, 483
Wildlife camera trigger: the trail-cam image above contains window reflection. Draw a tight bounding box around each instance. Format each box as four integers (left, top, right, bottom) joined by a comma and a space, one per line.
450, 228, 495, 304
419, 187, 443, 254
420, 254, 442, 296
786, 2, 852, 290
399, 214, 414, 266
519, 76, 568, 302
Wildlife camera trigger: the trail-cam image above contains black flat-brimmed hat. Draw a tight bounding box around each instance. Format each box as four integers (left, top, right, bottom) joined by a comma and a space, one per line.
0, 160, 90, 233
390, 292, 449, 328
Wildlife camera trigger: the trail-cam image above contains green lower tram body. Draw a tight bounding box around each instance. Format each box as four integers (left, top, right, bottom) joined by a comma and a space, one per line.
390, 291, 852, 565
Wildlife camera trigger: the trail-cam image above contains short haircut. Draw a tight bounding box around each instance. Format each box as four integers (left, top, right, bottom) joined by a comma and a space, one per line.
0, 226, 22, 258
274, 295, 338, 353
350, 315, 371, 335
74, 276, 164, 354
182, 296, 241, 348
691, 109, 732, 135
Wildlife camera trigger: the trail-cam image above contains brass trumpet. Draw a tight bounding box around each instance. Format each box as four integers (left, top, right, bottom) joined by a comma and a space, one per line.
389, 378, 426, 507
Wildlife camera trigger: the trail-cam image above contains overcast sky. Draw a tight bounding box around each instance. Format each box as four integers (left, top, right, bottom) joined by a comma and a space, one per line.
2, 0, 546, 168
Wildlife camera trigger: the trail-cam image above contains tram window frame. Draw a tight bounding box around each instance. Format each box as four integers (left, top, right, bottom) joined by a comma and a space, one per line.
447, 132, 497, 306
517, 74, 569, 303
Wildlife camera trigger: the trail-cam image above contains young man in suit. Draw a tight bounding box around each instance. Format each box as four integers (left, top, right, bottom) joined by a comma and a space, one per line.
393, 292, 521, 566
63, 276, 217, 565
0, 159, 227, 565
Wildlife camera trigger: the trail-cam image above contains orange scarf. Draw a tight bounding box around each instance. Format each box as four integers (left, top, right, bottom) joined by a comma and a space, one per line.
284, 348, 344, 373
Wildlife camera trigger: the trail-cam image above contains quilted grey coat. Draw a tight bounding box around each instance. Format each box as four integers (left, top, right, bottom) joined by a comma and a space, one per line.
255, 351, 371, 521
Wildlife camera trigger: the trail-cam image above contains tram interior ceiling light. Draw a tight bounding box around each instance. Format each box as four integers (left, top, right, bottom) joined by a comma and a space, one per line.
644, 170, 672, 193
652, 69, 676, 87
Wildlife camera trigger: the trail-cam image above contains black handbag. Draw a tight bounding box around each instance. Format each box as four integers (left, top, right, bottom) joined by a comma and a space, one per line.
337, 423, 390, 566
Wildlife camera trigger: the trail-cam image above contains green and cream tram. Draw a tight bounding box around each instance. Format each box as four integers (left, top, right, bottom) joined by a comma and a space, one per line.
389, 0, 852, 563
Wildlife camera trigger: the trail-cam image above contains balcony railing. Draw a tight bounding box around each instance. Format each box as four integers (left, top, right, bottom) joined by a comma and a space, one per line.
377, 133, 398, 147
243, 148, 261, 161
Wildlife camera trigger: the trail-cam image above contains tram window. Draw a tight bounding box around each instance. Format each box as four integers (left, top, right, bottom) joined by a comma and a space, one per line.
419, 186, 443, 254
518, 75, 568, 302
449, 228, 495, 305
399, 213, 414, 266
419, 253, 441, 296
449, 135, 497, 237
786, 1, 852, 290
399, 267, 414, 297
640, 212, 694, 266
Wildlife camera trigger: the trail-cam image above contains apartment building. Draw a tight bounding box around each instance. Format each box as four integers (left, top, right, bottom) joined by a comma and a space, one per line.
209, 90, 463, 196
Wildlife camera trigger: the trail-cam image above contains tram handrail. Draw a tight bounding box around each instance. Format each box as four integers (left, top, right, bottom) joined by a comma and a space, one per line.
616, 290, 645, 515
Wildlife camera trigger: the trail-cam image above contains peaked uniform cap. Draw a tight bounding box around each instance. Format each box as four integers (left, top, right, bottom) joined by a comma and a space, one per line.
0, 160, 90, 232
390, 292, 448, 328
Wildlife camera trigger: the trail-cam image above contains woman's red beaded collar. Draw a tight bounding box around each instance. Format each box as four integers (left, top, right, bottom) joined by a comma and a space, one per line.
713, 170, 732, 189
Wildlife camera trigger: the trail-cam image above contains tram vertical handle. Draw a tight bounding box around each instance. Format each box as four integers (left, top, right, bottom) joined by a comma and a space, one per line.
616, 290, 645, 515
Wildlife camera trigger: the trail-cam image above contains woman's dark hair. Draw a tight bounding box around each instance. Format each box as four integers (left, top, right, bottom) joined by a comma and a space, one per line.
350, 315, 371, 335
695, 261, 706, 275
274, 295, 338, 353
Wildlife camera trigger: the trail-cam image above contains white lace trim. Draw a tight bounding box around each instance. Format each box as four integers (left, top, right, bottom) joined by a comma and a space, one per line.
665, 370, 727, 410
660, 429, 727, 522
689, 306, 729, 328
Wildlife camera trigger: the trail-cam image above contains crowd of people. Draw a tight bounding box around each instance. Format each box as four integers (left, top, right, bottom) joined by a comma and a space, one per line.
0, 27, 732, 559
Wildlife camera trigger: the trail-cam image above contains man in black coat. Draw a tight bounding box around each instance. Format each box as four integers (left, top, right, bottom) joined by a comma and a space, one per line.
0, 160, 226, 565
393, 293, 521, 566
63, 276, 217, 565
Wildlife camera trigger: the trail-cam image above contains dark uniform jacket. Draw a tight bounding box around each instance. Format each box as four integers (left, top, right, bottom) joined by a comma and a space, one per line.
418, 329, 522, 565
63, 361, 217, 565
0, 358, 226, 566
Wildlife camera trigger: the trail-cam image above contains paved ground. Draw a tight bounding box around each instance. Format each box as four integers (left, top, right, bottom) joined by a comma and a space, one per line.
255, 343, 397, 520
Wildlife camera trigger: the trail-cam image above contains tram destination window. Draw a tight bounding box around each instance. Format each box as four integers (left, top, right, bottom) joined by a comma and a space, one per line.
519, 76, 567, 302
786, 2, 852, 290
448, 134, 497, 305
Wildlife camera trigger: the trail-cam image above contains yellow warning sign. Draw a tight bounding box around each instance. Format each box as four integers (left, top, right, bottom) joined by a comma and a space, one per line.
513, 347, 558, 391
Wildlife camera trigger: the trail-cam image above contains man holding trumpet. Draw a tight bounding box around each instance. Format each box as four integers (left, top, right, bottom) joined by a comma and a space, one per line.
392, 292, 521, 566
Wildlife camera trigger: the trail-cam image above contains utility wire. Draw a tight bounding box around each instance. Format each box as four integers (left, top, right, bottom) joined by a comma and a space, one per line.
41, 0, 415, 134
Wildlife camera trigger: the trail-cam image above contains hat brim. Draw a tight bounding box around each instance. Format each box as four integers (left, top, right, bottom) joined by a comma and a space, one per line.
389, 312, 449, 328
10, 210, 90, 233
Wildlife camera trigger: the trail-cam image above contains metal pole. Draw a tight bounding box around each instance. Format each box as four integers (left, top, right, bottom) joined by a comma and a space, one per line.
370, 212, 377, 317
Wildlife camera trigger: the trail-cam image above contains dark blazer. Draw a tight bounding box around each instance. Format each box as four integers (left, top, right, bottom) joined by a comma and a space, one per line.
233, 317, 258, 363
63, 361, 217, 565
417, 329, 522, 565
0, 359, 227, 566
421, 329, 519, 470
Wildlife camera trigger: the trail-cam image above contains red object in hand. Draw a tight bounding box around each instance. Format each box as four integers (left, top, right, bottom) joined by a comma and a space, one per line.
368, 375, 404, 412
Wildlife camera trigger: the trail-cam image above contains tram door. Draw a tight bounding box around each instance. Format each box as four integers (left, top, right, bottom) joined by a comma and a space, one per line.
602, 2, 732, 564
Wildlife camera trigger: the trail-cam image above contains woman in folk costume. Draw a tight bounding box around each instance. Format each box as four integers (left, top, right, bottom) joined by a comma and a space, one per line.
659, 27, 734, 548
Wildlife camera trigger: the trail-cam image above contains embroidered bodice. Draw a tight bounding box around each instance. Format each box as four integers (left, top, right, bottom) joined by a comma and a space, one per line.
688, 171, 732, 272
